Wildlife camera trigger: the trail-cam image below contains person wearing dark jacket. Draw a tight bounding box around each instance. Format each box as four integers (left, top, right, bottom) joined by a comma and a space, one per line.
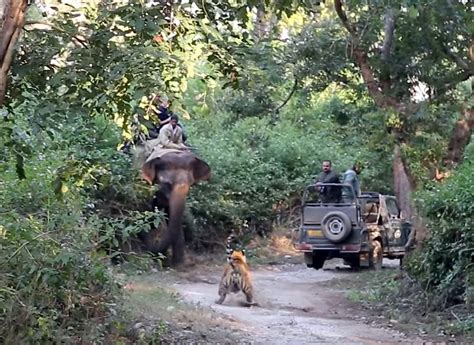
149, 95, 187, 142
314, 160, 341, 203
156, 101, 172, 131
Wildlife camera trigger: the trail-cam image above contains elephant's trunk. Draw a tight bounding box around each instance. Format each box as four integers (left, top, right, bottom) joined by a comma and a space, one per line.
154, 182, 189, 265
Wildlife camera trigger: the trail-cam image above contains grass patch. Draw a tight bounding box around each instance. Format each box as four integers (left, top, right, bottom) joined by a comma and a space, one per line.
327, 269, 474, 341
115, 272, 246, 344
122, 277, 182, 319
343, 271, 401, 304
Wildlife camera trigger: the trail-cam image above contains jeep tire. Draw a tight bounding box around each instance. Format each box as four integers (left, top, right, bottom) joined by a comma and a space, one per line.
311, 253, 325, 270
344, 256, 361, 269
321, 211, 352, 243
304, 252, 326, 270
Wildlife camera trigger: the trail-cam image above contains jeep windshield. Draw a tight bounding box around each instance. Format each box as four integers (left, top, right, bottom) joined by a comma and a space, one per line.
303, 183, 356, 205
385, 197, 401, 218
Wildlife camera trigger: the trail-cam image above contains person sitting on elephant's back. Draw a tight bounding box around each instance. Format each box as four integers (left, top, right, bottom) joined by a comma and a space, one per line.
157, 114, 188, 150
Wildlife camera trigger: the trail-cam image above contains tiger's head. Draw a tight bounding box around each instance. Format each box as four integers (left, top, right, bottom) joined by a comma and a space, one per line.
230, 249, 247, 264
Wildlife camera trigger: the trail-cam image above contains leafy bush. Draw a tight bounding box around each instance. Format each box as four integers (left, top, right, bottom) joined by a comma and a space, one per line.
408, 141, 474, 308
0, 99, 156, 341
186, 108, 382, 240
0, 152, 119, 342
0, 207, 119, 343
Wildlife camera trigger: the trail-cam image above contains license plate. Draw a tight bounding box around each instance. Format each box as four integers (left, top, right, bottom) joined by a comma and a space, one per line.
307, 230, 323, 237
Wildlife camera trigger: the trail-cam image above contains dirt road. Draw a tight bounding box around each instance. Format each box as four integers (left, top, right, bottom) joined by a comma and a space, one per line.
167, 258, 419, 344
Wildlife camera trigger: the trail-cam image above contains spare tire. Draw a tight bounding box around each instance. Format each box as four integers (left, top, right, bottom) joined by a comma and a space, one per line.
321, 211, 352, 243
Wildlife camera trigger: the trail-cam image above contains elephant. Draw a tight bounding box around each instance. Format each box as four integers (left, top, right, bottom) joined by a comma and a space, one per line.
140, 150, 211, 265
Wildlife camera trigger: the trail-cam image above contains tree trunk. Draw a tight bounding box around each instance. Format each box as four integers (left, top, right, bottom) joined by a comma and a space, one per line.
392, 145, 415, 220
0, 0, 28, 105
253, 3, 275, 42
443, 105, 474, 169
393, 145, 426, 245
334, 0, 472, 248
334, 0, 420, 241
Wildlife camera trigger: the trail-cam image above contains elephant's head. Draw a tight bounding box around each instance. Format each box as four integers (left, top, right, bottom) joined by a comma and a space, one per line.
140, 151, 211, 265
141, 151, 211, 187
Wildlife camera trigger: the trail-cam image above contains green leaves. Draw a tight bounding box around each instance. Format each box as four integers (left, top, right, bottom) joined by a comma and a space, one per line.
185, 97, 386, 235
409, 143, 474, 308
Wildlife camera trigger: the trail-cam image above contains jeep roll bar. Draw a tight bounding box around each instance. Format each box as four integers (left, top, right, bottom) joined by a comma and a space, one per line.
302, 183, 357, 206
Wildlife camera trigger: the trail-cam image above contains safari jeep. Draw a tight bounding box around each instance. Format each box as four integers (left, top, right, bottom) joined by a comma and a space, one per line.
293, 183, 412, 270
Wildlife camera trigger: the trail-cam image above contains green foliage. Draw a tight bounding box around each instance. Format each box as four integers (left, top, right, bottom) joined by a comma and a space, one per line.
0, 85, 155, 342
328, 0, 473, 99
345, 271, 402, 305
0, 0, 471, 341
408, 141, 474, 308
0, 133, 120, 342
186, 94, 390, 237
0, 206, 119, 343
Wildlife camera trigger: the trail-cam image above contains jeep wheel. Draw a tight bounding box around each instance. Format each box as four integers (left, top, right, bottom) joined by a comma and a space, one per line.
370, 240, 383, 271
312, 254, 325, 270
344, 257, 360, 269
321, 211, 352, 243
304, 252, 313, 268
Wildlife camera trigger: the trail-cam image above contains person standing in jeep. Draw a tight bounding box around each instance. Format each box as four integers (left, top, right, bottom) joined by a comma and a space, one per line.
314, 160, 341, 203
343, 162, 362, 198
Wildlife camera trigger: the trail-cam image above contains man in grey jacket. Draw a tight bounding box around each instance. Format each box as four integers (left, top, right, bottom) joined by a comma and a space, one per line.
342, 162, 362, 200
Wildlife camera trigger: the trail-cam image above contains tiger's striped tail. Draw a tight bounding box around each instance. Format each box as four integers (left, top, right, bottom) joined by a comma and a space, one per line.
226, 233, 236, 263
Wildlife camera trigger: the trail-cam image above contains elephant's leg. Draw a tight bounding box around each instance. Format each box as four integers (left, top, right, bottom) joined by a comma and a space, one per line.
182, 208, 195, 244
172, 226, 185, 265
140, 223, 166, 254
153, 222, 174, 255
147, 183, 174, 255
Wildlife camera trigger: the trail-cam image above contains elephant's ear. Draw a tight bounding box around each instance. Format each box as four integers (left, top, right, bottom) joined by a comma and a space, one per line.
141, 161, 156, 185
192, 158, 211, 182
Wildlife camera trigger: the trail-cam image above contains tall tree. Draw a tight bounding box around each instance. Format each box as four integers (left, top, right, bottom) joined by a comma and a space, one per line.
0, 0, 28, 105
329, 0, 473, 240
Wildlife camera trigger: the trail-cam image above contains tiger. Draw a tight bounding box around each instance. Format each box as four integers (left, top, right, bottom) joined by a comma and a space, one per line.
215, 233, 255, 305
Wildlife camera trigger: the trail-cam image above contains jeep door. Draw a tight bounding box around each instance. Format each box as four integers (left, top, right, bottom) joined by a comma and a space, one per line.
380, 196, 410, 255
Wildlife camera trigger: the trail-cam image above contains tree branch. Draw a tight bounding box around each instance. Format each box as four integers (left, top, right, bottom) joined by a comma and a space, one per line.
381, 8, 395, 62
421, 9, 472, 74
434, 70, 473, 98
334, 0, 399, 109
379, 8, 396, 93
23, 21, 89, 49
334, 0, 356, 36
440, 44, 471, 72
0, 1, 28, 65
0, 0, 28, 105
273, 76, 298, 115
